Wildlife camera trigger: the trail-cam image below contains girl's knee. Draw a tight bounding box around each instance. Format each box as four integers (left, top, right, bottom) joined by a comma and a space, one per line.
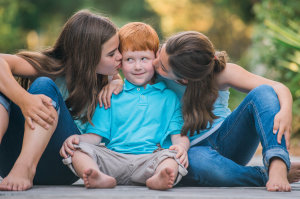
28, 77, 59, 95
251, 85, 276, 98
248, 85, 280, 111
28, 77, 62, 111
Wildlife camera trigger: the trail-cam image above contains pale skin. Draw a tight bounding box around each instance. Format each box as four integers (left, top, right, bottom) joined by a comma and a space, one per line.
60, 133, 189, 190
0, 33, 122, 191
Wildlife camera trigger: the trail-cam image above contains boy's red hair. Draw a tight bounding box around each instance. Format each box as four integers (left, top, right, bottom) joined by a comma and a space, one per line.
119, 22, 159, 53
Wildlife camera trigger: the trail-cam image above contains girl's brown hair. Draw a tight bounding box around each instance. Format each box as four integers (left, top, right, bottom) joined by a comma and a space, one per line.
165, 31, 227, 136
17, 9, 117, 123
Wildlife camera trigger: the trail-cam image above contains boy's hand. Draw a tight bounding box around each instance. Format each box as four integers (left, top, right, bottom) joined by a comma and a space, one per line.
98, 79, 123, 109
59, 135, 80, 158
169, 144, 189, 168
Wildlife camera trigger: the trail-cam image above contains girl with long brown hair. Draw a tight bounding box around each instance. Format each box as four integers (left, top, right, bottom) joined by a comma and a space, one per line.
0, 9, 122, 191
152, 31, 300, 191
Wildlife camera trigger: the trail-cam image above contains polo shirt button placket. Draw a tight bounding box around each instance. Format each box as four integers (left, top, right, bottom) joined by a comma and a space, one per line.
137, 88, 140, 91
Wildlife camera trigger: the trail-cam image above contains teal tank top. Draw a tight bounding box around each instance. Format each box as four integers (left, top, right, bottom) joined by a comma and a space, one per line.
54, 77, 89, 133
156, 75, 231, 146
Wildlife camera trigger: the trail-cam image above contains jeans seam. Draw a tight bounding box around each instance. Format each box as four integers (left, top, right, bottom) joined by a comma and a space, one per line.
251, 100, 269, 149
219, 101, 252, 142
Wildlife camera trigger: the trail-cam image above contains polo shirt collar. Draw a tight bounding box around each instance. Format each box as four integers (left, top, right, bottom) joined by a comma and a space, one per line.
124, 79, 166, 91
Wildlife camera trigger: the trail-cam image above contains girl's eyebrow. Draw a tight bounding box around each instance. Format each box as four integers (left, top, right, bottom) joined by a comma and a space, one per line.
107, 48, 118, 55
160, 60, 168, 72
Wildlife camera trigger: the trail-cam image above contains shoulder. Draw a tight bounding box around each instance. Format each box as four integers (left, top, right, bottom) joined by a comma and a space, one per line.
216, 63, 241, 90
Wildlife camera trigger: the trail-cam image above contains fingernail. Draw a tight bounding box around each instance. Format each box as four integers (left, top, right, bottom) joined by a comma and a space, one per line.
273, 130, 277, 134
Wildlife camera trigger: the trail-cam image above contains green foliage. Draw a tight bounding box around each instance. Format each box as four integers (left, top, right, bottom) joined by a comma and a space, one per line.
249, 0, 300, 136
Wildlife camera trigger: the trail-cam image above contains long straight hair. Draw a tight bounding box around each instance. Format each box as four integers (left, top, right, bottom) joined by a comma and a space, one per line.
17, 10, 117, 123
166, 31, 227, 136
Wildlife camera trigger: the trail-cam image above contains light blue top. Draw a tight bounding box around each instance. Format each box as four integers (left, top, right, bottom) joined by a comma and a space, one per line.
54, 77, 89, 133
85, 80, 183, 154
156, 75, 231, 145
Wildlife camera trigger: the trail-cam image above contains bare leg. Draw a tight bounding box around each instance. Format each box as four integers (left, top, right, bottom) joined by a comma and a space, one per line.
146, 158, 178, 190
71, 150, 116, 189
0, 106, 57, 191
288, 162, 300, 183
266, 158, 291, 192
0, 104, 9, 144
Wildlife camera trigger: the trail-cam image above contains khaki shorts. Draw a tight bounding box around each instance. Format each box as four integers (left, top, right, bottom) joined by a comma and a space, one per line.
62, 142, 188, 185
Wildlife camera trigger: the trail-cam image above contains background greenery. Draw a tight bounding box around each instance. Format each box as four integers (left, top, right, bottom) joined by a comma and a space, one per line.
0, 0, 299, 146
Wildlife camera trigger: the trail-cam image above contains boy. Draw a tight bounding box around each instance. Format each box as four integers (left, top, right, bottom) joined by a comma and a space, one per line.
60, 22, 189, 190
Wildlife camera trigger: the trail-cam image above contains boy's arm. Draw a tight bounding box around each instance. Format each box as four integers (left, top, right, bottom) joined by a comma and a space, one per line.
170, 134, 190, 168
79, 133, 102, 144
171, 134, 190, 151
60, 133, 102, 158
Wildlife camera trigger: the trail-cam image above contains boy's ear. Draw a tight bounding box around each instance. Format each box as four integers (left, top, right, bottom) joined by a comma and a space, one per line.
177, 79, 188, 85
182, 79, 188, 84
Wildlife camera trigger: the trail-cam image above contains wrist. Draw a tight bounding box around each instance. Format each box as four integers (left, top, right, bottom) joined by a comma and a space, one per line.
178, 143, 188, 151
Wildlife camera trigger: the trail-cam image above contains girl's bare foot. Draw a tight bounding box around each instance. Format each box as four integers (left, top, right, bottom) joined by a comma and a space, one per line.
288, 162, 300, 183
146, 167, 175, 190
0, 162, 35, 191
266, 158, 291, 192
83, 168, 116, 189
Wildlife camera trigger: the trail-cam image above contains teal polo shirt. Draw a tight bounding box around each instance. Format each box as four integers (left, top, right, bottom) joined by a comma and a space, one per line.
85, 80, 183, 154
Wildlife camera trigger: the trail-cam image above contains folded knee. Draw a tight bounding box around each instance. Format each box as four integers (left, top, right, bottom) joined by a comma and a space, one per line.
28, 77, 59, 96
247, 85, 280, 111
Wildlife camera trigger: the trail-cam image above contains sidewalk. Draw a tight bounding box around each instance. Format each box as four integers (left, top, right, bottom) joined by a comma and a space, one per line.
1, 156, 300, 199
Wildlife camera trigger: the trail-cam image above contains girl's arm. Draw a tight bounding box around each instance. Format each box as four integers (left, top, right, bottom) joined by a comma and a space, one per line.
0, 54, 55, 129
217, 63, 293, 148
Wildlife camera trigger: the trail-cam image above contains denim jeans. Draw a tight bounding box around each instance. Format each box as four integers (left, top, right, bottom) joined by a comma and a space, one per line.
181, 85, 290, 187
0, 77, 80, 185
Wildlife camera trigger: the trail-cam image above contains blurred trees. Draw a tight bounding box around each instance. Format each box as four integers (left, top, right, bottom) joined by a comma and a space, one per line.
0, 0, 85, 52
0, 0, 159, 53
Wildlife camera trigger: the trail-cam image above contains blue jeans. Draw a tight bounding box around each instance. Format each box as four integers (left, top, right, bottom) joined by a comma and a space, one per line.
0, 77, 80, 185
181, 85, 290, 187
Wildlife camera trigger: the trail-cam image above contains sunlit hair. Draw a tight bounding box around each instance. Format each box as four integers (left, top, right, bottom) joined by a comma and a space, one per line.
17, 9, 118, 124
119, 22, 159, 54
165, 31, 228, 136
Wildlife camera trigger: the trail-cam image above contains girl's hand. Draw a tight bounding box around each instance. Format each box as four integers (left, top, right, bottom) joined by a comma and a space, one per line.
169, 144, 189, 168
20, 93, 55, 130
273, 110, 292, 149
98, 79, 123, 109
59, 135, 80, 158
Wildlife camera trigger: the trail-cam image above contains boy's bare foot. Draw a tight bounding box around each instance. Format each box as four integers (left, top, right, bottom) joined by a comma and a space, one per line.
146, 167, 175, 190
83, 168, 116, 189
288, 162, 300, 183
0, 162, 35, 191
266, 158, 291, 192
